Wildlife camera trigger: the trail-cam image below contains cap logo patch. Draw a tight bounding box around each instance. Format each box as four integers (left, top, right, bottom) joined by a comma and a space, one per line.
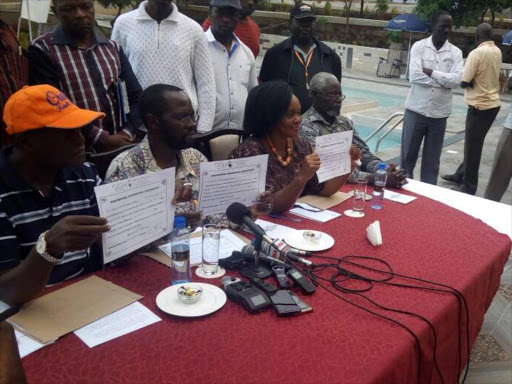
46, 91, 71, 112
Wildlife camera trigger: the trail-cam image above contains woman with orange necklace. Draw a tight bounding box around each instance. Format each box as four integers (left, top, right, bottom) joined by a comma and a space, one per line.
230, 80, 359, 213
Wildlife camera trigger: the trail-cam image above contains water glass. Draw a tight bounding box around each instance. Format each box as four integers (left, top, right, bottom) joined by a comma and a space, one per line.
353, 179, 368, 215
201, 224, 220, 275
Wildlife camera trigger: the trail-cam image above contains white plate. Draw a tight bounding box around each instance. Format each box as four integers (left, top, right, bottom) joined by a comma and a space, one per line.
284, 230, 335, 252
156, 283, 227, 318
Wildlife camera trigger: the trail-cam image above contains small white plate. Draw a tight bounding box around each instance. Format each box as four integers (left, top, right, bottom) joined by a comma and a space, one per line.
156, 283, 227, 318
284, 230, 335, 252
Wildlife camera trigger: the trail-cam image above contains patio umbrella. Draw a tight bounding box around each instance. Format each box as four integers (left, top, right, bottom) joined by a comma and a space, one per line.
502, 29, 512, 46
387, 13, 429, 78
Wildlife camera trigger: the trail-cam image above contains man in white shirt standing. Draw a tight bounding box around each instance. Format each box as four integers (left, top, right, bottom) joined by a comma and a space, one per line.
111, 0, 216, 132
401, 10, 463, 185
206, 0, 258, 131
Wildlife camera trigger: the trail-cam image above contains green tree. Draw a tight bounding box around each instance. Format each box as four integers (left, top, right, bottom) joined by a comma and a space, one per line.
325, 0, 333, 15
376, 0, 388, 14
342, 0, 354, 32
416, 0, 512, 27
96, 0, 140, 19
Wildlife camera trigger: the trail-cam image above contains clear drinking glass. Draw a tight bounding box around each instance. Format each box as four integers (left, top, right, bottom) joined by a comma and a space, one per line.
352, 179, 368, 217
199, 224, 220, 275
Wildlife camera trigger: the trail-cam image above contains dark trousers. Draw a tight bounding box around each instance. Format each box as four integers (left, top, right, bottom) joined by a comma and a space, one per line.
454, 106, 500, 194
484, 128, 512, 202
401, 109, 447, 185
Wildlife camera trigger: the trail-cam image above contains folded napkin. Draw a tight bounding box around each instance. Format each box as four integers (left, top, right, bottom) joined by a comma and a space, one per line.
366, 220, 383, 247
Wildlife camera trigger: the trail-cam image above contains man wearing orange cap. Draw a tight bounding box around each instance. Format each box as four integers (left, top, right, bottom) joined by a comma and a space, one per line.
0, 85, 110, 300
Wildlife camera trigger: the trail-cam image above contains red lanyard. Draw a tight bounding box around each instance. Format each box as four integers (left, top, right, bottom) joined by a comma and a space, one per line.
294, 49, 314, 89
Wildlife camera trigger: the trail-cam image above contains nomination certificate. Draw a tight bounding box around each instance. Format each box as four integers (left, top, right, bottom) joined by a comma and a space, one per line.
315, 131, 353, 183
94, 168, 175, 263
198, 155, 268, 216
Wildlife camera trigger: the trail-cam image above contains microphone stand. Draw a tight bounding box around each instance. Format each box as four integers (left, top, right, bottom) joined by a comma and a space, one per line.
253, 232, 263, 265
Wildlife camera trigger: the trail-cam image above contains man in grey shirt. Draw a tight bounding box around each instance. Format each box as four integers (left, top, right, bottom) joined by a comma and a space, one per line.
300, 72, 407, 187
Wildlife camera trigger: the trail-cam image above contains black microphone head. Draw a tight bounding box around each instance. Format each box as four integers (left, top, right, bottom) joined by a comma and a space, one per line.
226, 202, 251, 225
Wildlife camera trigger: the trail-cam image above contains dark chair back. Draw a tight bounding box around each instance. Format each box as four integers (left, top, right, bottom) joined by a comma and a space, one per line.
86, 144, 136, 179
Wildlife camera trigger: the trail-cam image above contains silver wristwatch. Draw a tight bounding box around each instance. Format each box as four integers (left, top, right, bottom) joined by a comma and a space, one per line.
36, 231, 60, 264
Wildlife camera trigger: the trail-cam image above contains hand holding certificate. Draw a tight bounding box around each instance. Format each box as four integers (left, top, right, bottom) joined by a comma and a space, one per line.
315, 131, 354, 183
95, 169, 175, 263
198, 155, 268, 216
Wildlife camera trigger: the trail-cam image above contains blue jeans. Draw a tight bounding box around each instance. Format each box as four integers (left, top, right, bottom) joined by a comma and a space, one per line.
401, 109, 447, 185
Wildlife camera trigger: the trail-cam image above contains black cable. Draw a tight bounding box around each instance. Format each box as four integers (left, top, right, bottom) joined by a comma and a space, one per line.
320, 254, 471, 384
336, 255, 471, 383
282, 255, 424, 384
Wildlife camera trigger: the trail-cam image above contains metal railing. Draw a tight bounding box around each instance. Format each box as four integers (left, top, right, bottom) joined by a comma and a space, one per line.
364, 112, 404, 153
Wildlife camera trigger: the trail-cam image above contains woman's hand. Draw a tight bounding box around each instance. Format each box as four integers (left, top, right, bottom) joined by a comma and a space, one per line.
172, 179, 193, 204
299, 152, 321, 181
349, 145, 362, 172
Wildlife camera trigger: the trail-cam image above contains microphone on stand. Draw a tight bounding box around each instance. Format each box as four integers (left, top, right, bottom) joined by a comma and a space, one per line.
226, 202, 313, 267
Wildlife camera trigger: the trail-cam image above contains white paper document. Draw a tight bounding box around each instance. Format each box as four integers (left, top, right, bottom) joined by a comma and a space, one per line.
254, 219, 297, 240
15, 330, 51, 358
315, 131, 354, 183
198, 155, 268, 216
289, 207, 342, 223
384, 190, 417, 204
95, 168, 175, 264
74, 302, 161, 348
159, 229, 247, 266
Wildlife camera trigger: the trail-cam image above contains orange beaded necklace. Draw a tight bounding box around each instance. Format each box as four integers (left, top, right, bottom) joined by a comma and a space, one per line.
266, 136, 293, 167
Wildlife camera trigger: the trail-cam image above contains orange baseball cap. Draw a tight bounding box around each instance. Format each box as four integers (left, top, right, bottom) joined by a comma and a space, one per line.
3, 85, 105, 135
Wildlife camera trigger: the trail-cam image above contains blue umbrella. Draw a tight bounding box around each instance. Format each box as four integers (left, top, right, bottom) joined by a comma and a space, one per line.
387, 13, 429, 33
503, 29, 512, 46
386, 14, 429, 78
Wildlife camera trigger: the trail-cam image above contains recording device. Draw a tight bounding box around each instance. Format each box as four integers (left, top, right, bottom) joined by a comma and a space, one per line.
225, 203, 313, 267
270, 290, 312, 316
249, 277, 279, 296
287, 268, 316, 295
0, 300, 19, 322
221, 276, 272, 314
272, 266, 290, 289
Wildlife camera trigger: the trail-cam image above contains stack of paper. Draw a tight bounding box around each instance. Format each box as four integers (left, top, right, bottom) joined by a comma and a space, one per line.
74, 302, 161, 348
383, 190, 417, 204
289, 208, 341, 223
9, 276, 142, 344
157, 228, 249, 266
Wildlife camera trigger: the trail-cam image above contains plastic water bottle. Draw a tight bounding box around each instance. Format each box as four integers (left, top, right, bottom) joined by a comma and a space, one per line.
169, 216, 191, 285
371, 162, 388, 210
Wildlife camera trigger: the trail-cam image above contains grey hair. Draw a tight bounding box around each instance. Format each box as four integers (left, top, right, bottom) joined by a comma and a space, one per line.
309, 72, 339, 95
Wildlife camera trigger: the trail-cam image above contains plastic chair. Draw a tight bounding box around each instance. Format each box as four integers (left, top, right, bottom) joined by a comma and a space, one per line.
191, 129, 247, 161
377, 44, 404, 78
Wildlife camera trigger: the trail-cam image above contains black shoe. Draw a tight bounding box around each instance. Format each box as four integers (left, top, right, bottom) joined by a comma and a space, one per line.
452, 184, 476, 195
441, 174, 462, 185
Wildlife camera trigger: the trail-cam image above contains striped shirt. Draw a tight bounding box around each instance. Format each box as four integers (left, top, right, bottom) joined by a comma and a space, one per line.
28, 26, 142, 148
0, 19, 26, 147
0, 147, 102, 285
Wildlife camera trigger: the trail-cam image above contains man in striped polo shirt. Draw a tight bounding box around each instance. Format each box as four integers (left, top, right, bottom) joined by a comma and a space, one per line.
27, 0, 142, 152
0, 85, 110, 293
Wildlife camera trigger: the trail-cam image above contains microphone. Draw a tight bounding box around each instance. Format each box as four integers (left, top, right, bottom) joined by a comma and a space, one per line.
252, 239, 313, 267
226, 202, 313, 267
241, 245, 291, 267
226, 202, 274, 245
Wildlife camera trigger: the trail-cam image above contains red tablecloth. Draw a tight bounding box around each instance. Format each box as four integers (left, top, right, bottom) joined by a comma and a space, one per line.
22, 189, 511, 384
